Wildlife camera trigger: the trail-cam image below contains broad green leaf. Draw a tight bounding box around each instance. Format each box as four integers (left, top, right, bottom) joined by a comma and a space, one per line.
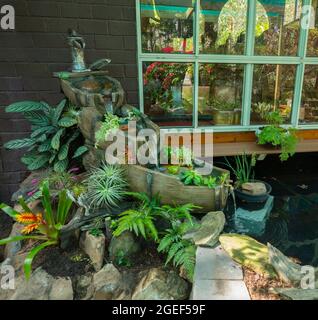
58, 117, 77, 128
53, 159, 68, 173
40, 181, 54, 226
27, 154, 50, 171
31, 126, 55, 139
24, 241, 56, 280
18, 197, 33, 213
6, 101, 45, 113
58, 143, 69, 161
51, 128, 65, 150
72, 145, 88, 158
4, 138, 35, 150
24, 111, 50, 127
52, 100, 66, 125
0, 235, 46, 246
38, 140, 52, 152
0, 203, 19, 219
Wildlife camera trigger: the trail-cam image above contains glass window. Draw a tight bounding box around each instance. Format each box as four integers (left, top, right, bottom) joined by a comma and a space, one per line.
251, 64, 296, 124
254, 0, 302, 56
198, 64, 244, 126
140, 0, 194, 54
299, 65, 318, 124
200, 0, 247, 54
143, 62, 193, 126
307, 1, 318, 56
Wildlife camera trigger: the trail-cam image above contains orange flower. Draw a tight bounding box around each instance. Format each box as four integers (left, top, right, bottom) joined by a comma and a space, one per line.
21, 223, 39, 235
16, 212, 45, 235
16, 212, 39, 224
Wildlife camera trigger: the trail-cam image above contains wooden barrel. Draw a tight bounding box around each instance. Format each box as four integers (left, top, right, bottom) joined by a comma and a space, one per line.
125, 164, 230, 213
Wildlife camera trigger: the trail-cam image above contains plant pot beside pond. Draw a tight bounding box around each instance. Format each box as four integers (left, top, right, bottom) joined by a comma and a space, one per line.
234, 180, 272, 211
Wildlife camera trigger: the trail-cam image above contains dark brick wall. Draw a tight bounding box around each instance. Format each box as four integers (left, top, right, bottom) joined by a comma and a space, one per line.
0, 0, 138, 202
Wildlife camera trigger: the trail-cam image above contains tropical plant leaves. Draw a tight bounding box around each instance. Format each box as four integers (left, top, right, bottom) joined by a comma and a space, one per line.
24, 111, 51, 127
73, 146, 88, 158
58, 117, 77, 128
51, 128, 65, 150
58, 143, 70, 161
6, 101, 46, 113
4, 138, 35, 150
54, 159, 68, 173
27, 154, 50, 170
52, 99, 66, 125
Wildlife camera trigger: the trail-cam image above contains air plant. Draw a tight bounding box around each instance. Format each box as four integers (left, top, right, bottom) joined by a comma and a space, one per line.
0, 181, 74, 279
84, 163, 127, 209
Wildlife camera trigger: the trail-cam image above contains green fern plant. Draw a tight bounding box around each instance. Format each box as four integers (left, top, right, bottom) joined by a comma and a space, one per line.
4, 100, 88, 172
84, 164, 127, 209
159, 203, 200, 224
112, 192, 161, 241
158, 221, 196, 281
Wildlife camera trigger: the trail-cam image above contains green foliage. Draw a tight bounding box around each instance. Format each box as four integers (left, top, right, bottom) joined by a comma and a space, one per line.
163, 146, 193, 166
95, 113, 120, 148
253, 102, 273, 120
4, 99, 88, 172
159, 203, 200, 224
0, 181, 74, 279
180, 169, 203, 186
114, 250, 132, 267
202, 176, 218, 189
224, 153, 256, 187
113, 192, 161, 241
84, 164, 127, 209
257, 111, 298, 161
89, 228, 103, 237
158, 221, 196, 281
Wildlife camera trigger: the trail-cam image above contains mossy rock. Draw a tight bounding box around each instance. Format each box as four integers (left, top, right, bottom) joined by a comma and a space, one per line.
219, 234, 277, 279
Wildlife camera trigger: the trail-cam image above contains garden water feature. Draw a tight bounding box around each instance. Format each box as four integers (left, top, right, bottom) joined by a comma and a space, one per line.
224, 162, 318, 268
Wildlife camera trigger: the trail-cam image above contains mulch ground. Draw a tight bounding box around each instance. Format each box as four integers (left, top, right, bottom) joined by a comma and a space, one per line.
243, 267, 292, 300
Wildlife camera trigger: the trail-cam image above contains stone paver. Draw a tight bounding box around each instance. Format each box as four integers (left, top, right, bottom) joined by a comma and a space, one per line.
192, 280, 250, 300
192, 245, 251, 300
195, 246, 243, 280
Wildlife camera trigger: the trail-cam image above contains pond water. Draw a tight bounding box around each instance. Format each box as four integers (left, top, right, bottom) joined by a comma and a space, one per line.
216, 153, 318, 267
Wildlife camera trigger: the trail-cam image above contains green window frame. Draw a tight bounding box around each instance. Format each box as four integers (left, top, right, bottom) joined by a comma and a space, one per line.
136, 0, 318, 132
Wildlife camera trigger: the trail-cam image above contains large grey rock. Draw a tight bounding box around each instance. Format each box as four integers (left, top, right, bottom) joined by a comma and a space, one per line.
183, 211, 225, 247
4, 268, 74, 300
132, 268, 189, 300
109, 231, 141, 261
272, 288, 318, 300
241, 182, 267, 195
49, 278, 73, 300
10, 268, 53, 300
80, 231, 106, 271
93, 264, 122, 300
75, 273, 94, 300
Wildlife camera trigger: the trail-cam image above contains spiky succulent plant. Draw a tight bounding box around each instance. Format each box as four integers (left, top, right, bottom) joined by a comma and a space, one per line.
84, 163, 127, 209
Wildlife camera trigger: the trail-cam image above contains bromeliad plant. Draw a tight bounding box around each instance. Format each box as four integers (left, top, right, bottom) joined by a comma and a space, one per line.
4, 100, 88, 172
0, 181, 74, 279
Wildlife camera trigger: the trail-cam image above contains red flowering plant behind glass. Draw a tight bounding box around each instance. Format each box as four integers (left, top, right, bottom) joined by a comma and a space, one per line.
144, 47, 189, 110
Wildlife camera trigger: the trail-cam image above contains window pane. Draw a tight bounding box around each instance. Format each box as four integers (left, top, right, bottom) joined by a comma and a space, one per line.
299, 65, 318, 124
198, 64, 244, 126
307, 2, 318, 56
200, 0, 247, 54
251, 64, 296, 124
140, 0, 194, 54
254, 0, 302, 56
143, 62, 193, 126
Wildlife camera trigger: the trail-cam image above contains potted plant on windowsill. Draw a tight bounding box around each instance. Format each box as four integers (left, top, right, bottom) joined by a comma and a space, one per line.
224, 153, 272, 210
209, 99, 241, 125
256, 111, 298, 161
